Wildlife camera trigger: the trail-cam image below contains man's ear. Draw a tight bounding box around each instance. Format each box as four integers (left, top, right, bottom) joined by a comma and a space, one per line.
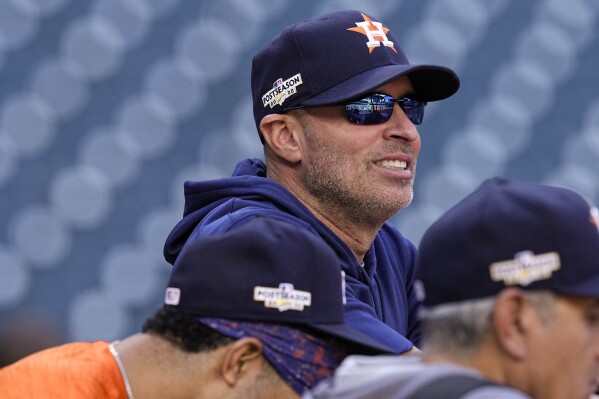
492, 288, 533, 360
260, 113, 303, 163
221, 337, 264, 387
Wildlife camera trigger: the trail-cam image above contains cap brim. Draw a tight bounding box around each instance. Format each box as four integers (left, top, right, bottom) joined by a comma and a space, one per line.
309, 323, 395, 355
300, 64, 459, 106
552, 271, 599, 299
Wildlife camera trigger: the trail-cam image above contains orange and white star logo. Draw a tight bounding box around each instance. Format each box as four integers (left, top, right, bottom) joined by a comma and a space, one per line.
347, 13, 397, 53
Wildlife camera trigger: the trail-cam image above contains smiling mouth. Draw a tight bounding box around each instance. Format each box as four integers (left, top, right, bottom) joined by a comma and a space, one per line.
375, 160, 407, 170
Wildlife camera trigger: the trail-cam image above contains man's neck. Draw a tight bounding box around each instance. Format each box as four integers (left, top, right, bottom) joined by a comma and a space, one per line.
303, 200, 379, 263
115, 334, 215, 399
267, 165, 387, 263
422, 346, 509, 386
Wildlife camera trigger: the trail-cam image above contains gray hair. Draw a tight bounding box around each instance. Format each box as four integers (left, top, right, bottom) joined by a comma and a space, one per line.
419, 290, 556, 356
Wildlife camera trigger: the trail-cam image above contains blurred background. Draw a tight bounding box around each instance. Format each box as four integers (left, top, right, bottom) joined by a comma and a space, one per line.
1, 0, 598, 365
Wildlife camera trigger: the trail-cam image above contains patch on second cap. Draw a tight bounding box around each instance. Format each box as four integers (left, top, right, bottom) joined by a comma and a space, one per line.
254, 283, 311, 312
490, 251, 561, 286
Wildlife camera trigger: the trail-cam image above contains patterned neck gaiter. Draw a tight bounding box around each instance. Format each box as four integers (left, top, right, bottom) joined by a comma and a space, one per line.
198, 318, 348, 395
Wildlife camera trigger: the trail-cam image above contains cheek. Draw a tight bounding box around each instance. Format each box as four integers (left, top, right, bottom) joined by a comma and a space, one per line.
412, 135, 422, 157
308, 134, 364, 168
545, 323, 596, 374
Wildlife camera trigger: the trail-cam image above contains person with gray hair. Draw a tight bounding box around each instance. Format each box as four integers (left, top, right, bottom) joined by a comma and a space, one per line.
306, 178, 599, 399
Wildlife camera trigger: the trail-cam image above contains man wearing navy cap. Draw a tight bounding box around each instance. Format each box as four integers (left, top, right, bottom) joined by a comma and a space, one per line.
306, 178, 599, 399
164, 10, 460, 354
0, 217, 391, 398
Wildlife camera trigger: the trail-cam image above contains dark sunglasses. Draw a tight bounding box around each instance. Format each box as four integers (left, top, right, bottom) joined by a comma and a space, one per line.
345, 93, 427, 125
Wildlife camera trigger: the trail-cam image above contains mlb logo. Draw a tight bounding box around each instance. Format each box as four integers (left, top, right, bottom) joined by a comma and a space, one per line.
273, 78, 283, 88
165, 287, 181, 305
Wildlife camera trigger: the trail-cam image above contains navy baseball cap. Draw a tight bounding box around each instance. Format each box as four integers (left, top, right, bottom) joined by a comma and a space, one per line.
164, 216, 393, 354
416, 178, 599, 307
252, 10, 460, 135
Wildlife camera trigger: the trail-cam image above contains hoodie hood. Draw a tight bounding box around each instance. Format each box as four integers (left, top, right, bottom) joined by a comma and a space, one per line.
162, 158, 422, 352
163, 159, 359, 273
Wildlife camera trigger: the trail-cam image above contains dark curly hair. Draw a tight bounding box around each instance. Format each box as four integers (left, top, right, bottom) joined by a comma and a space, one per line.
142, 306, 234, 353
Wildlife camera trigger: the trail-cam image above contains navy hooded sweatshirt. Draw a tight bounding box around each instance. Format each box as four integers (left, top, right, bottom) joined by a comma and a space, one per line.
163, 158, 421, 353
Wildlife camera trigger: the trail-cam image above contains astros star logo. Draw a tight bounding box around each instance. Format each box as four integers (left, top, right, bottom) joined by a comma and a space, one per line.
347, 13, 397, 53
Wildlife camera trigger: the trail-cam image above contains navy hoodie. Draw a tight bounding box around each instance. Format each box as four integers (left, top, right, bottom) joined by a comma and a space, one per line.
164, 158, 421, 353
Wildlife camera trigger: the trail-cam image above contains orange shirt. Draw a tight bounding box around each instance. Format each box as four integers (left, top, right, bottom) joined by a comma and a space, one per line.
0, 341, 128, 399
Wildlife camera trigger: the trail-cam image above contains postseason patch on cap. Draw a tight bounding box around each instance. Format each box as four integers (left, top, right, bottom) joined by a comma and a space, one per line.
262, 73, 303, 109
490, 251, 561, 287
254, 283, 312, 312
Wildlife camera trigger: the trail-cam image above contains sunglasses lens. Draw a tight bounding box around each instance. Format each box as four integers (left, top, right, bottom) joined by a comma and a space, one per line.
345, 95, 426, 125
400, 98, 425, 125
345, 94, 394, 125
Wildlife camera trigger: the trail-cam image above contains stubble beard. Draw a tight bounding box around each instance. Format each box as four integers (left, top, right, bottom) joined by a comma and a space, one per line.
302, 126, 415, 227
